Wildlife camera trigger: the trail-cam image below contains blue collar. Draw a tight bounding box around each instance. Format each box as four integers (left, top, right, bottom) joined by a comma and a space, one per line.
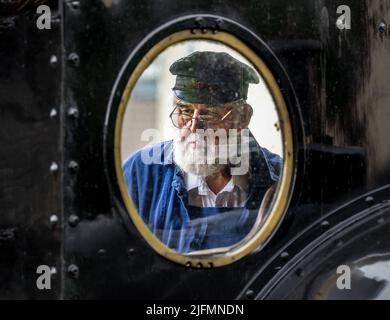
159, 132, 276, 210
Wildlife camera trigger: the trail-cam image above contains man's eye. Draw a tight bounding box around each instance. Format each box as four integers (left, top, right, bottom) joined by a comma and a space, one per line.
179, 107, 193, 114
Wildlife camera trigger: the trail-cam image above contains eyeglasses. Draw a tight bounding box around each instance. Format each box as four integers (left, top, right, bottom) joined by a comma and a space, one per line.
169, 105, 234, 129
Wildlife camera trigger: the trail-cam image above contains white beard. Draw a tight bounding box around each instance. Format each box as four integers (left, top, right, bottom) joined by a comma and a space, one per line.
173, 130, 244, 177
173, 133, 223, 177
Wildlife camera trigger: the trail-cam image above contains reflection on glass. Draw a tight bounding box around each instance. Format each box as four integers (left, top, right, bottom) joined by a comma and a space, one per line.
121, 41, 283, 254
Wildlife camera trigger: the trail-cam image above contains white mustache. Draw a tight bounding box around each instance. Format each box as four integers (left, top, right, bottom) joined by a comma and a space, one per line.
181, 137, 209, 151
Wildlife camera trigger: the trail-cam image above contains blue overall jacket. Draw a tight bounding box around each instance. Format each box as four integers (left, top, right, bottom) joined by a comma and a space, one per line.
123, 135, 282, 253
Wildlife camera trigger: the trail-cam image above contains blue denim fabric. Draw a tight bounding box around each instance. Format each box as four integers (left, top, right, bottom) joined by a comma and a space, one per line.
122, 135, 282, 253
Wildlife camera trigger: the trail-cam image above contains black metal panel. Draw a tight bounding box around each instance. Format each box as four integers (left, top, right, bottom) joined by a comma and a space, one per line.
0, 0, 62, 299
60, 0, 388, 299
249, 185, 390, 300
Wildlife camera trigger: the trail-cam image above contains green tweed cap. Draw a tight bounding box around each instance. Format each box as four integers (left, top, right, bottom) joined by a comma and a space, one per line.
169, 51, 259, 105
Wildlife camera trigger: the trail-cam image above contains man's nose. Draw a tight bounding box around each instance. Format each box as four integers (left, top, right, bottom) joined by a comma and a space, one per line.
179, 110, 201, 140
189, 110, 202, 132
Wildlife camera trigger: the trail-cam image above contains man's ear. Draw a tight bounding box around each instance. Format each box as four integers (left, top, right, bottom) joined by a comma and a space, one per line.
240, 103, 253, 128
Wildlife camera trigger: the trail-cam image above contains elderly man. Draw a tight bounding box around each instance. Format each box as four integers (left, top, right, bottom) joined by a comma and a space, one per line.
123, 51, 282, 253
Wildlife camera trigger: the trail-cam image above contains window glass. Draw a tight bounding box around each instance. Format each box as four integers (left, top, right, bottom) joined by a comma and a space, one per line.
118, 36, 290, 263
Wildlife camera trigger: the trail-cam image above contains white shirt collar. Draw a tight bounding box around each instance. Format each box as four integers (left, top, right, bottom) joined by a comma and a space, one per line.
184, 172, 249, 196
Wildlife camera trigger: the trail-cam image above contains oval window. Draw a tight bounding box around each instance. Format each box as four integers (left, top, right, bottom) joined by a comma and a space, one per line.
115, 30, 293, 267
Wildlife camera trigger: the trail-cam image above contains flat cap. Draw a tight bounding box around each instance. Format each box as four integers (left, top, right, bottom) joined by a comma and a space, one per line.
169, 51, 259, 105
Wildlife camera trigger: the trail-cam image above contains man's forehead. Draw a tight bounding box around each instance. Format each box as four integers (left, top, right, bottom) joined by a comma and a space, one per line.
175, 99, 229, 110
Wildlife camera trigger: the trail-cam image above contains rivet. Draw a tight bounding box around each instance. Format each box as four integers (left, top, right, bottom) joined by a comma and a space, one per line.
49, 214, 59, 226
215, 18, 224, 29
365, 196, 375, 205
127, 248, 135, 256
51, 15, 61, 24
336, 18, 344, 30
245, 289, 255, 300
280, 251, 290, 261
208, 262, 214, 268
68, 214, 80, 227
1, 17, 16, 29
68, 107, 79, 119
321, 220, 330, 229
67, 264, 79, 279
195, 17, 204, 27
50, 267, 57, 276
50, 162, 59, 173
49, 108, 57, 118
185, 261, 191, 268
379, 21, 387, 33
201, 28, 207, 34
295, 268, 303, 277
377, 217, 385, 224
70, 1, 80, 10
98, 249, 106, 256
49, 55, 58, 66
68, 161, 79, 173
197, 262, 203, 268
68, 53, 80, 66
